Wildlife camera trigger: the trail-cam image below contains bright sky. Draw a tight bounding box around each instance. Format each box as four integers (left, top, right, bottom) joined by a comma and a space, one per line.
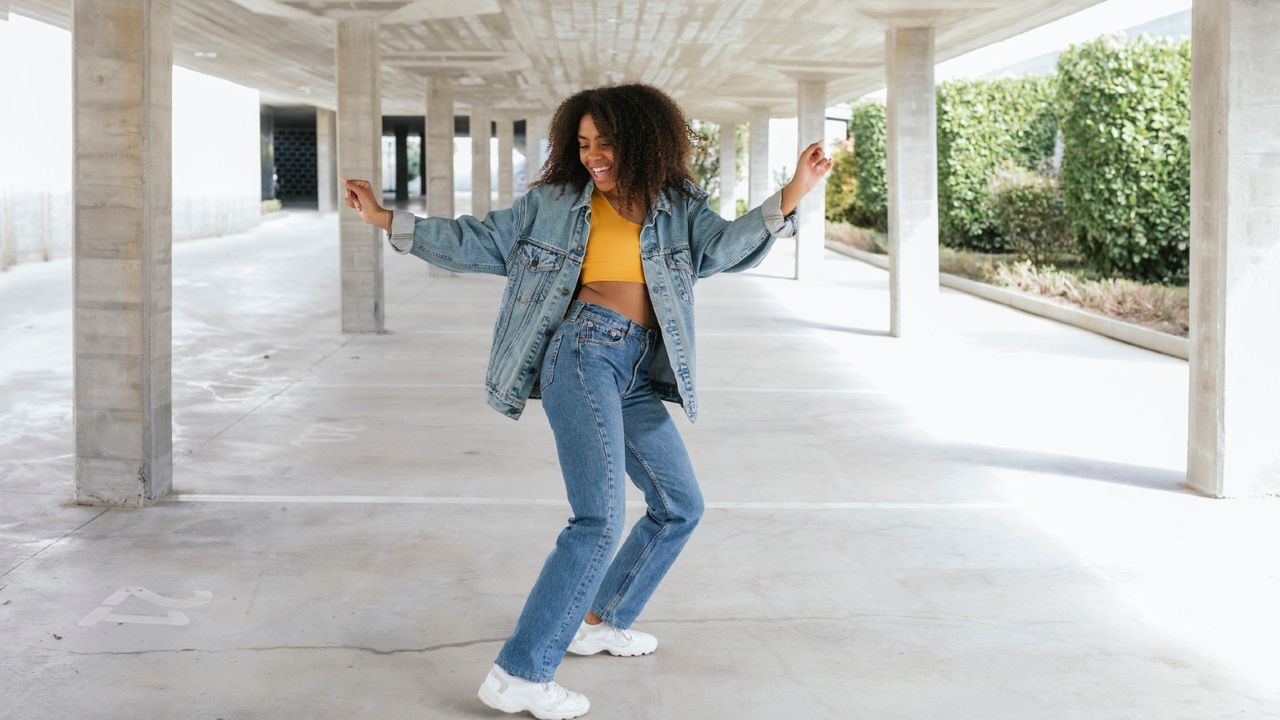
933, 0, 1192, 83
858, 0, 1193, 101
767, 0, 1193, 192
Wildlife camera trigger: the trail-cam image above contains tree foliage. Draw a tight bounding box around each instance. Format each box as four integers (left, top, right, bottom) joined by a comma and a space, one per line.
1056, 35, 1191, 283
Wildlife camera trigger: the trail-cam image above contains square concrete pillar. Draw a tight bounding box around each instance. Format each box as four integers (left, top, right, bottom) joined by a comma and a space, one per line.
524, 115, 548, 184
497, 116, 514, 208
470, 103, 492, 217
885, 27, 938, 338
425, 75, 455, 218
719, 123, 738, 220
425, 75, 455, 277
336, 17, 383, 333
796, 81, 827, 282
316, 107, 338, 212
749, 108, 770, 209
72, 0, 173, 505
1188, 0, 1280, 498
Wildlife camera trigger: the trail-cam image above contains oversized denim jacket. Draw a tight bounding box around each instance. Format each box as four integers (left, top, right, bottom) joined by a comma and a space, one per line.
386, 179, 798, 423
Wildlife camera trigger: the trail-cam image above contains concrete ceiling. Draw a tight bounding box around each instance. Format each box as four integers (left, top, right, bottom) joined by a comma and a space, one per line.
11, 0, 1104, 120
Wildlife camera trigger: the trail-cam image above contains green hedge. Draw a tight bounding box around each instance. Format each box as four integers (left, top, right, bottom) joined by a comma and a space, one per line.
1057, 36, 1191, 284
988, 165, 1073, 264
936, 76, 1058, 252
848, 101, 887, 231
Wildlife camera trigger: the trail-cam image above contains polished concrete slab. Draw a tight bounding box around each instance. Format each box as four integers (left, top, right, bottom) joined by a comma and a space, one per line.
1, 210, 1278, 719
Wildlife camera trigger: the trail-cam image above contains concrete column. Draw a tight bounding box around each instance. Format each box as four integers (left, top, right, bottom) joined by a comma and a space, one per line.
1188, 0, 1280, 498
425, 75, 454, 218
718, 123, 737, 220
72, 0, 173, 505
749, 108, 770, 209
470, 103, 492, 216
315, 107, 338, 212
425, 77, 455, 278
497, 116, 514, 208
885, 27, 938, 338
336, 17, 382, 333
524, 114, 548, 182
796, 81, 827, 282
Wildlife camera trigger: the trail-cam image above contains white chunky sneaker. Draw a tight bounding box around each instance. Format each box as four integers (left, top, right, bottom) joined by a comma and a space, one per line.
477, 663, 590, 720
567, 620, 658, 657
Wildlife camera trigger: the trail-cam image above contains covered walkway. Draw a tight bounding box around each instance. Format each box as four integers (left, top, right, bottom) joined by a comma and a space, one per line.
2, 212, 1276, 718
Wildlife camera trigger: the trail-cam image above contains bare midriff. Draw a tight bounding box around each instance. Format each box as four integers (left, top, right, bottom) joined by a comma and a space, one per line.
574, 280, 659, 329
572, 192, 658, 329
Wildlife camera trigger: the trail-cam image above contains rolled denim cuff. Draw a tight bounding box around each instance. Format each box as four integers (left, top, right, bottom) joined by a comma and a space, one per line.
761, 189, 798, 238
388, 210, 416, 254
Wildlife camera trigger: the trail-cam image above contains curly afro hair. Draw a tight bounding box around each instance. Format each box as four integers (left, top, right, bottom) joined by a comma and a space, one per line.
531, 83, 699, 208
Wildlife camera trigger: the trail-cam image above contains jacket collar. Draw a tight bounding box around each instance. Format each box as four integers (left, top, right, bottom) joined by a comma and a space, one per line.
570, 179, 673, 217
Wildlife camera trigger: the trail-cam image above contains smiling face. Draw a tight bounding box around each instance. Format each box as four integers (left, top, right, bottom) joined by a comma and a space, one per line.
578, 113, 618, 193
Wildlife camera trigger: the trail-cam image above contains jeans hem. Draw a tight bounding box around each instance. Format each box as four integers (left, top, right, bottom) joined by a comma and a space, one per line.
494, 655, 552, 684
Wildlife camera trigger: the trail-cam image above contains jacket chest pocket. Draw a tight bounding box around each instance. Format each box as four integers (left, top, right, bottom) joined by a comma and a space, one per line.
510, 238, 565, 304
664, 246, 695, 304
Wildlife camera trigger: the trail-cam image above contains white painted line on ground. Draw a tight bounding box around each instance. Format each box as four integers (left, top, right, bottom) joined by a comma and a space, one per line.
164, 494, 1012, 510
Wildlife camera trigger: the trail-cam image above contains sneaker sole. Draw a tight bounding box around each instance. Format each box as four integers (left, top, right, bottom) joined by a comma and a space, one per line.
567, 641, 656, 657
477, 682, 590, 720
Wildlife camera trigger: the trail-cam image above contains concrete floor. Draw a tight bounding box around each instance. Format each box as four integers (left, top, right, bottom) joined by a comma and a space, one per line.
1, 209, 1278, 719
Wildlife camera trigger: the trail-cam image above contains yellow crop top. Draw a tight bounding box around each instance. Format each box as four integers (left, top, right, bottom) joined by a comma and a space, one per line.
579, 188, 645, 284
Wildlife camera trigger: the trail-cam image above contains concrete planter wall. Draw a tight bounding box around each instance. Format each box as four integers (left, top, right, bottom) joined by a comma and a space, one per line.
825, 240, 1190, 361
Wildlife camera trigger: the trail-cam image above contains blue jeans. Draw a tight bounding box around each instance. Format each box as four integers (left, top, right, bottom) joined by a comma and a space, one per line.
495, 300, 705, 683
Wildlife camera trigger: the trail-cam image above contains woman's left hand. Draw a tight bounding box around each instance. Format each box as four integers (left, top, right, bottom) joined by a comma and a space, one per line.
781, 141, 834, 215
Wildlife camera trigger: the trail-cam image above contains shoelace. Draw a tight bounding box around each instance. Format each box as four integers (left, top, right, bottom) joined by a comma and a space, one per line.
540, 682, 567, 704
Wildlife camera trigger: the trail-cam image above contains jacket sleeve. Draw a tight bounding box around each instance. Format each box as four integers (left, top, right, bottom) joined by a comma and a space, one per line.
386, 195, 527, 276
687, 186, 798, 278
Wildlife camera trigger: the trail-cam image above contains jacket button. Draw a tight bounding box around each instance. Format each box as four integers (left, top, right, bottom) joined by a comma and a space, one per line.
530, 259, 539, 268
574, 245, 583, 253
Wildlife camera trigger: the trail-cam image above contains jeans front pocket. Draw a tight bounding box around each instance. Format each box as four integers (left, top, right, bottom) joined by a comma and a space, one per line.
578, 318, 628, 347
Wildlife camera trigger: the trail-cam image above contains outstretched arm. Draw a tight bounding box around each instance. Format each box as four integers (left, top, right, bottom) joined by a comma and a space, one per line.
688, 141, 833, 277
342, 177, 521, 276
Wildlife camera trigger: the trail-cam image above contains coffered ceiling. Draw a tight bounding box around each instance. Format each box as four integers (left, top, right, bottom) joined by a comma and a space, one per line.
10, 0, 1102, 120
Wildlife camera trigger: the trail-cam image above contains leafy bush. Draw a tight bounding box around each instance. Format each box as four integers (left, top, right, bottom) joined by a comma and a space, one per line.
825, 139, 857, 223
988, 165, 1073, 264
1056, 35, 1191, 284
936, 76, 1058, 252
848, 101, 887, 231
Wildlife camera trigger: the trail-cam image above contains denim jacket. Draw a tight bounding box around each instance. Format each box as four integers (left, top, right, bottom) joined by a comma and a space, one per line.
386, 179, 798, 423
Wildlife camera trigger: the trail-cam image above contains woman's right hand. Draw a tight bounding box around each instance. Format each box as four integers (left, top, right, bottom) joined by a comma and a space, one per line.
341, 177, 392, 231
